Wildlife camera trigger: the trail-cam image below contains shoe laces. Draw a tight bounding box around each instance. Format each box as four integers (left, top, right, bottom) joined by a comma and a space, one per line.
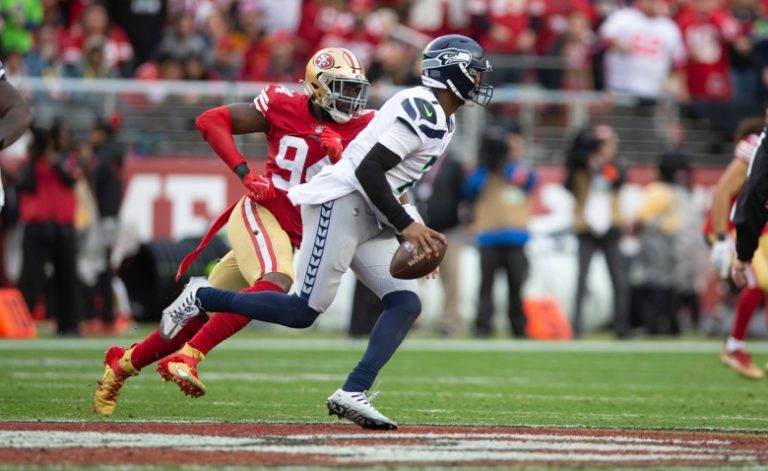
100, 375, 126, 402
351, 385, 381, 406
170, 301, 200, 324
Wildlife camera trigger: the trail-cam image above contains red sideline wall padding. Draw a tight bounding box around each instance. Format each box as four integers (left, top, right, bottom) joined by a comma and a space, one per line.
121, 156, 725, 242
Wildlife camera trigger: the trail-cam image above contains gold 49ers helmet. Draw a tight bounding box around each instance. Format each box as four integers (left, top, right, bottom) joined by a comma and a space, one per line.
304, 47, 370, 123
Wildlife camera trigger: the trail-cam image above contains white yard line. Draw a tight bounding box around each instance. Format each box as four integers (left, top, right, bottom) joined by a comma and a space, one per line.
2, 338, 767, 354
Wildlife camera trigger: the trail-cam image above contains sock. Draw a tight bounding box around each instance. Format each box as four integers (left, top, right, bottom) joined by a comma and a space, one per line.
197, 286, 319, 328
729, 287, 763, 342
188, 280, 283, 355
725, 336, 746, 353
129, 316, 207, 370
343, 291, 421, 393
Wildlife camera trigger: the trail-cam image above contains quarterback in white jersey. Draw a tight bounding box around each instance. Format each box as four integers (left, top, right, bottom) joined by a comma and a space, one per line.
161, 34, 493, 430
288, 85, 455, 225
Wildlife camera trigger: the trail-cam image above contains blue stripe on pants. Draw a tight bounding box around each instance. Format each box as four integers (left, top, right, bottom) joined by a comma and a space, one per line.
300, 201, 334, 300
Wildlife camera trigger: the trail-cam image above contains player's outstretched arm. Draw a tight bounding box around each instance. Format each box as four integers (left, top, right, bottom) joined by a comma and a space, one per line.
0, 80, 32, 150
196, 103, 273, 200
195, 103, 268, 168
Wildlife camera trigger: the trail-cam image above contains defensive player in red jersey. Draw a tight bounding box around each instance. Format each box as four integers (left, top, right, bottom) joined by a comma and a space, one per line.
93, 47, 373, 414
706, 116, 768, 379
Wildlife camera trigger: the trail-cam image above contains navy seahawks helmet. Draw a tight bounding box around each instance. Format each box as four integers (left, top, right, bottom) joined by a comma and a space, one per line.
421, 34, 493, 107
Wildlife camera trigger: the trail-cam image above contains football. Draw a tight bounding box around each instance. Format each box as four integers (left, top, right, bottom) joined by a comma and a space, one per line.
389, 238, 447, 280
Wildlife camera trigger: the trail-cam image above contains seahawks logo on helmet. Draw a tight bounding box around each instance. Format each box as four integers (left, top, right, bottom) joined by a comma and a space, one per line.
420, 34, 493, 107
422, 49, 473, 70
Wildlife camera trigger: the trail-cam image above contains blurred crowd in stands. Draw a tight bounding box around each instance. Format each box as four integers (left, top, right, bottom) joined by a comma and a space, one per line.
2, 0, 768, 105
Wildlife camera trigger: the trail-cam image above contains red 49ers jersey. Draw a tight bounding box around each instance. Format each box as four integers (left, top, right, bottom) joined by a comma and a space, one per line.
252, 84, 374, 246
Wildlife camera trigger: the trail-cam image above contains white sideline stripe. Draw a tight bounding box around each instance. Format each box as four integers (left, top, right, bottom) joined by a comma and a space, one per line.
0, 358, 96, 367
2, 338, 766, 354
285, 433, 733, 446
0, 431, 755, 464
0, 418, 762, 433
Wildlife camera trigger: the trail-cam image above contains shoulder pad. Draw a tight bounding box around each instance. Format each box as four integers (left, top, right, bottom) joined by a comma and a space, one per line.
400, 97, 445, 140
401, 97, 438, 125
256, 84, 302, 116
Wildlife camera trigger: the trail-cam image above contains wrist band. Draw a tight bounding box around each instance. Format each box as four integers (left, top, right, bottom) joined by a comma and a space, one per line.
233, 163, 250, 179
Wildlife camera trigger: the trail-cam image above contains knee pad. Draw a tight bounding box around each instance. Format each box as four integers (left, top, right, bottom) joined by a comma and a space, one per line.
383, 290, 422, 320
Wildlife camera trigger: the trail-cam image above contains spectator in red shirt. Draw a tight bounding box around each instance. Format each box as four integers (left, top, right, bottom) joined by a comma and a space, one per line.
468, 0, 536, 84
676, 0, 742, 101
530, 0, 597, 56
239, 31, 303, 83
470, 0, 536, 55
530, 0, 597, 89
62, 3, 134, 76
320, 0, 383, 67
16, 123, 82, 336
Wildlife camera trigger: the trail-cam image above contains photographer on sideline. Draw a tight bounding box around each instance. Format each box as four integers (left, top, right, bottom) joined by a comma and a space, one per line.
466, 123, 538, 338
16, 123, 82, 336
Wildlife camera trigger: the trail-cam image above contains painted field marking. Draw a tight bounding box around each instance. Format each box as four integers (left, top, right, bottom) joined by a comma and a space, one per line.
0, 429, 762, 465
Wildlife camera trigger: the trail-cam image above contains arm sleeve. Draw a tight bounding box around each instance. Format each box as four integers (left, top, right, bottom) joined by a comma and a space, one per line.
195, 106, 248, 171
734, 139, 768, 262
355, 143, 415, 231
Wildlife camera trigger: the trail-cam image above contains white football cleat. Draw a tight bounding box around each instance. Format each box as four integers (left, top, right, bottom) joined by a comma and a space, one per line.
160, 277, 212, 340
326, 388, 398, 430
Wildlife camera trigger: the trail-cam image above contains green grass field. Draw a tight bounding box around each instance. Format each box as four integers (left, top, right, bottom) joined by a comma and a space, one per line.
2, 327, 768, 431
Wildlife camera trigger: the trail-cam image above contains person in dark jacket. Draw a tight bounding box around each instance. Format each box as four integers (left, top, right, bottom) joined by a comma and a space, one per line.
85, 119, 125, 332
16, 123, 82, 335
564, 124, 630, 338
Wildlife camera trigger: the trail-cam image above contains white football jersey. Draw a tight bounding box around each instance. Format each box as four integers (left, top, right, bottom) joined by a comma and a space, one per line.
289, 86, 456, 215
599, 8, 686, 99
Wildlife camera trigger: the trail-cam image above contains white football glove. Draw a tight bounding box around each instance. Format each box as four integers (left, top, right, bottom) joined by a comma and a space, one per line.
710, 238, 733, 280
